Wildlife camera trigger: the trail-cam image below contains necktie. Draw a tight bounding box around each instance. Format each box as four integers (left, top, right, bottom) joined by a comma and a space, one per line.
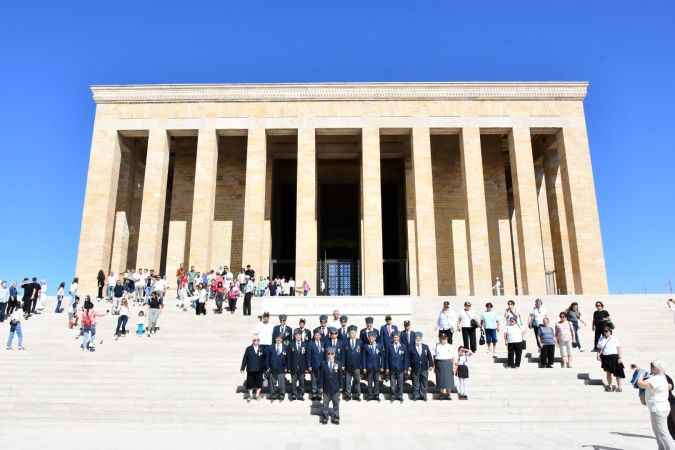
417, 345, 421, 354
395, 345, 399, 353
297, 343, 300, 352
277, 345, 281, 354
351, 340, 355, 350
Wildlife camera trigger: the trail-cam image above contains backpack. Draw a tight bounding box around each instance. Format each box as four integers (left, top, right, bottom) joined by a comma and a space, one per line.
82, 311, 94, 328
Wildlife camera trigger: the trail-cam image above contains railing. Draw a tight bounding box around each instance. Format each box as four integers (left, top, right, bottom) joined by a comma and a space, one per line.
318, 259, 361, 296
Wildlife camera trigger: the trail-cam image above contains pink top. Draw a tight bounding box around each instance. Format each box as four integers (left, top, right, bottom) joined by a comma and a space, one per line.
80, 309, 105, 325
555, 321, 574, 343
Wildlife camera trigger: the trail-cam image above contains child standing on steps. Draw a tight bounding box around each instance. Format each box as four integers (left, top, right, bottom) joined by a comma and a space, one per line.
136, 310, 146, 336
455, 346, 473, 400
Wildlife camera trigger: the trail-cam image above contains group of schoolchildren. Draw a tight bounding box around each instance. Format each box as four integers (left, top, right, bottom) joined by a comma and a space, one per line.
240, 311, 472, 425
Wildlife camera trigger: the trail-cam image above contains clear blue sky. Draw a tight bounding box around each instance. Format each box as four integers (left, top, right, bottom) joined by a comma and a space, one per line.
0, 1, 673, 294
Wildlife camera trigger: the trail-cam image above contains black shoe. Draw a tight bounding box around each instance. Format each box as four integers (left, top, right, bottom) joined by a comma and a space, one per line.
331, 417, 339, 425
320, 417, 328, 425
353, 395, 361, 401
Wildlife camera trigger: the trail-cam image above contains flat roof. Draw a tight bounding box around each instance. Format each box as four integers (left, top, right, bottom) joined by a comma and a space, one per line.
91, 81, 589, 104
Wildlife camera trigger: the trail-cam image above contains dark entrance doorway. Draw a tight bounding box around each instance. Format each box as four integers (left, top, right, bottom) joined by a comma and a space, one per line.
270, 158, 297, 279
381, 158, 409, 294
317, 159, 361, 295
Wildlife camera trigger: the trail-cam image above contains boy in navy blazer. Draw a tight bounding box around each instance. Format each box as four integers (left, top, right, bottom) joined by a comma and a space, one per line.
267, 334, 288, 400
307, 330, 326, 400
318, 347, 341, 424
360, 316, 379, 346
385, 332, 408, 402
343, 326, 363, 401
287, 330, 308, 400
362, 331, 384, 401
409, 332, 434, 401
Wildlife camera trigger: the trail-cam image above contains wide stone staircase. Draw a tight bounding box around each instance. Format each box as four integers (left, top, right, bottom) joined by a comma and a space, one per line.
0, 294, 673, 450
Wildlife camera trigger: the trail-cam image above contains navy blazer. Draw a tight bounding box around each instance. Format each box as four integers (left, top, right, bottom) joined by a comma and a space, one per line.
385, 343, 409, 371
359, 327, 380, 346
399, 329, 416, 348
343, 338, 363, 370
272, 325, 293, 345
362, 342, 384, 370
267, 344, 288, 372
408, 343, 434, 371
241, 345, 267, 372
325, 338, 345, 368
313, 326, 330, 341
307, 339, 325, 370
379, 324, 399, 348
337, 326, 350, 343
318, 360, 341, 395
287, 341, 308, 373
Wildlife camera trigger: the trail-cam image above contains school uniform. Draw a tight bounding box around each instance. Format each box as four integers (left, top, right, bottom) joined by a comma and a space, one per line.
307, 339, 325, 398
267, 343, 288, 399
362, 342, 384, 400
272, 324, 293, 346
288, 340, 308, 399
313, 325, 330, 341
386, 342, 409, 401
337, 326, 350, 344
343, 338, 363, 399
409, 343, 434, 400
318, 359, 341, 423
241, 345, 267, 391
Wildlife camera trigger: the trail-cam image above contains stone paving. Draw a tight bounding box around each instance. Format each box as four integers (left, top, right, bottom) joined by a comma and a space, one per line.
0, 294, 672, 449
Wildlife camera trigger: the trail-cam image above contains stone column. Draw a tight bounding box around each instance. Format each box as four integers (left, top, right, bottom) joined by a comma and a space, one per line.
545, 147, 576, 294
558, 123, 608, 294
404, 157, 418, 295
75, 127, 122, 296
110, 211, 130, 274
136, 128, 170, 271
508, 127, 546, 295
295, 128, 317, 291
459, 127, 492, 295
361, 127, 384, 295
189, 128, 218, 271
411, 127, 438, 296
241, 127, 267, 275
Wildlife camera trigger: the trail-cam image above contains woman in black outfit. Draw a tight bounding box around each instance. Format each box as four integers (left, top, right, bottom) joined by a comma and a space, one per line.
96, 270, 106, 300
592, 301, 610, 351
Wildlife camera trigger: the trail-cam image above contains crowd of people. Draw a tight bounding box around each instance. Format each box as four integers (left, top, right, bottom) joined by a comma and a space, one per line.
1, 270, 674, 442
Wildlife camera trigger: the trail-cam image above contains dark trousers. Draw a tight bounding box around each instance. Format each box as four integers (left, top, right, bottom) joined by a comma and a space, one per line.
389, 369, 404, 399
366, 369, 380, 396
411, 368, 429, 399
196, 302, 206, 315
6, 299, 18, 316
507, 342, 523, 368
22, 298, 31, 315
31, 297, 38, 313
290, 370, 305, 397
438, 328, 453, 344
55, 296, 63, 313
270, 371, 286, 397
310, 368, 321, 396
462, 327, 477, 352
227, 297, 237, 313
215, 293, 224, 313
243, 292, 252, 316
97, 285, 104, 299
540, 344, 555, 367
345, 368, 362, 396
322, 392, 340, 420
115, 315, 128, 335
0, 302, 5, 322
571, 321, 581, 348
290, 287, 295, 296
533, 325, 542, 348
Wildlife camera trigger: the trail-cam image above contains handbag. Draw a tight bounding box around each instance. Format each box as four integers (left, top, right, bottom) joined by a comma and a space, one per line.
521, 339, 527, 350
479, 329, 486, 346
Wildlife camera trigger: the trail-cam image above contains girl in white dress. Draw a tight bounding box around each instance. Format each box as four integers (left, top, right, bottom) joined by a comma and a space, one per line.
455, 346, 473, 400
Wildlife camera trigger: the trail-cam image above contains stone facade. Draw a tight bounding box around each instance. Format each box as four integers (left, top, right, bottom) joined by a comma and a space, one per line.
75, 82, 608, 297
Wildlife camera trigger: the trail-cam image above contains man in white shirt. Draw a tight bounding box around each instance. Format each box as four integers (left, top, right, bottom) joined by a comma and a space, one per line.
436, 301, 457, 344
288, 278, 296, 296
329, 310, 342, 330
255, 312, 275, 348
638, 360, 675, 450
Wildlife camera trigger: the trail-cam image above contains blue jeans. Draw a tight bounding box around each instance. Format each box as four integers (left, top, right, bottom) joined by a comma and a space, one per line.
82, 325, 96, 350
7, 322, 23, 348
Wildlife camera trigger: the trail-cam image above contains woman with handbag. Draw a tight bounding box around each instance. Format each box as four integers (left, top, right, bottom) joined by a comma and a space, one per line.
596, 327, 625, 392
459, 301, 479, 352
